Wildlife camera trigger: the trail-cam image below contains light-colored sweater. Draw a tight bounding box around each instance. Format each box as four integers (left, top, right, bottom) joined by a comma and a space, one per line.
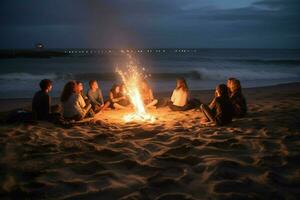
62, 93, 87, 118
171, 88, 188, 107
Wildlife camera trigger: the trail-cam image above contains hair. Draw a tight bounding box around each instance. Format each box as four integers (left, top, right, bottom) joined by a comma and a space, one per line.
120, 83, 125, 89
176, 78, 189, 92
228, 77, 236, 82
216, 84, 229, 99
110, 84, 119, 95
39, 79, 52, 91
60, 81, 77, 102
141, 79, 150, 91
231, 79, 242, 94
227, 77, 236, 85
120, 83, 127, 94
76, 81, 84, 95
89, 80, 97, 87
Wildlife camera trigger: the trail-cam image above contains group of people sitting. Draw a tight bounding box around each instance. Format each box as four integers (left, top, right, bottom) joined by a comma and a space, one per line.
200, 78, 247, 126
31, 77, 247, 126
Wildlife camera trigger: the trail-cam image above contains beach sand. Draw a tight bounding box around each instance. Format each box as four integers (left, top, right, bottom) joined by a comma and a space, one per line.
0, 82, 300, 199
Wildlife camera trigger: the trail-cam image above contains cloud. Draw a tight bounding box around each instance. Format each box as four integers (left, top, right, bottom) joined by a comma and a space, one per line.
0, 0, 299, 48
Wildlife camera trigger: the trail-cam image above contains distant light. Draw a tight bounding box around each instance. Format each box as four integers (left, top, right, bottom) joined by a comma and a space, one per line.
35, 43, 44, 49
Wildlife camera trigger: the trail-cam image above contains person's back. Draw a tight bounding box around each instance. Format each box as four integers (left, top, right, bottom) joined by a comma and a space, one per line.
32, 79, 52, 120
32, 90, 50, 120
231, 91, 247, 118
214, 97, 234, 126
228, 78, 247, 118
171, 88, 188, 107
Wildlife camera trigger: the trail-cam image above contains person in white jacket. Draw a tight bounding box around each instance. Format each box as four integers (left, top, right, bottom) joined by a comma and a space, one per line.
168, 78, 189, 111
168, 77, 201, 111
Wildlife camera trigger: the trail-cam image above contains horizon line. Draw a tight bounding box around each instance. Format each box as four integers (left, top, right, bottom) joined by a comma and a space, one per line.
1, 47, 300, 50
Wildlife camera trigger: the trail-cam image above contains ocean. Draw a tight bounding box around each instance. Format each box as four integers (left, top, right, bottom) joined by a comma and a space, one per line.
0, 48, 299, 99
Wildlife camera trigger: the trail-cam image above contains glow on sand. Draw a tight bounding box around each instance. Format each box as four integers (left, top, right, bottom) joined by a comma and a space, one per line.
116, 59, 155, 123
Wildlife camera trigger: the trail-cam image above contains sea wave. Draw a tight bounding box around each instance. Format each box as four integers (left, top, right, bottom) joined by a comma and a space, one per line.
150, 56, 300, 65
0, 68, 298, 82
0, 73, 74, 81
227, 59, 300, 65
194, 68, 299, 80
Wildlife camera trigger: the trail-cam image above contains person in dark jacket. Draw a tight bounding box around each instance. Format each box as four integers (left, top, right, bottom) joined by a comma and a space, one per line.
200, 84, 234, 126
227, 78, 247, 118
32, 79, 53, 120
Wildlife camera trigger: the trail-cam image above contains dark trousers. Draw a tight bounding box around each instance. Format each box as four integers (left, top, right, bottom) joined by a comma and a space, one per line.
168, 99, 201, 111
200, 104, 215, 122
168, 101, 187, 111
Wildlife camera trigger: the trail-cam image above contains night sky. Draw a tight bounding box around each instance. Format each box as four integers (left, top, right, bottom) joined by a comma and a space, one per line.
0, 0, 299, 49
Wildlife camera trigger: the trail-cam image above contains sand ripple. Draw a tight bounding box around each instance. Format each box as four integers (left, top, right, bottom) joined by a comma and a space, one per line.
0, 97, 300, 200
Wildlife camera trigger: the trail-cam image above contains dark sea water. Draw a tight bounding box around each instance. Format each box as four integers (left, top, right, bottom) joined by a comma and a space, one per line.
0, 48, 299, 99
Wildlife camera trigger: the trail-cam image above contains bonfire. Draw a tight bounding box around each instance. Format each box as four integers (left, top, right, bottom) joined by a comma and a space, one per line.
116, 58, 156, 123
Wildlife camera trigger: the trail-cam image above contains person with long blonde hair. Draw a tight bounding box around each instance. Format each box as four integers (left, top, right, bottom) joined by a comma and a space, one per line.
168, 78, 200, 111
140, 80, 158, 108
227, 78, 247, 117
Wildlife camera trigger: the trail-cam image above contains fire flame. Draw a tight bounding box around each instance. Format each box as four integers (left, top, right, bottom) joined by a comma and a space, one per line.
116, 58, 155, 123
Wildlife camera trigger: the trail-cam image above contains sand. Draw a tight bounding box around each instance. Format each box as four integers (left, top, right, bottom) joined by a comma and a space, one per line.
0, 82, 300, 199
